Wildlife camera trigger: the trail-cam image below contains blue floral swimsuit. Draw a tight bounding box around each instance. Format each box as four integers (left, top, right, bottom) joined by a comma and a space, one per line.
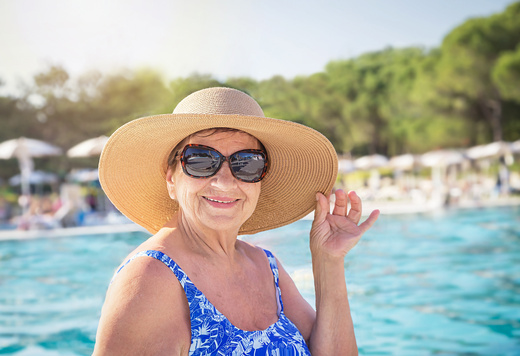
115, 249, 312, 355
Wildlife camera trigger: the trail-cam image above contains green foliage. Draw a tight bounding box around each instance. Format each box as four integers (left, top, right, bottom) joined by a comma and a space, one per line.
325, 47, 430, 155
95, 68, 173, 132
33, 65, 70, 97
493, 44, 520, 102
169, 74, 224, 109
431, 1, 520, 143
1, 1, 519, 183
501, 101, 520, 141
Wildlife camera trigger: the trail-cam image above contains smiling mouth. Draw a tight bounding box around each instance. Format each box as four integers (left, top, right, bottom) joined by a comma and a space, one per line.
203, 197, 239, 204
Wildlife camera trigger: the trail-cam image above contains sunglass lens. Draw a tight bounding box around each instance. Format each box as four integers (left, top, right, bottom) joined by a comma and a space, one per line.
184, 147, 221, 177
230, 152, 267, 182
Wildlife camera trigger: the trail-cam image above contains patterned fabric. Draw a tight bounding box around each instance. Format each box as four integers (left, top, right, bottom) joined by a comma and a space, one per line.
115, 249, 312, 355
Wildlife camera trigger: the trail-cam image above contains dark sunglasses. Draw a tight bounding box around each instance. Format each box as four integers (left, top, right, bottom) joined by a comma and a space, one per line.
176, 144, 268, 183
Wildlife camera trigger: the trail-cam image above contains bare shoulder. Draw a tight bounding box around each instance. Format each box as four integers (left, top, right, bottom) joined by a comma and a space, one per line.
93, 252, 191, 355
236, 239, 270, 262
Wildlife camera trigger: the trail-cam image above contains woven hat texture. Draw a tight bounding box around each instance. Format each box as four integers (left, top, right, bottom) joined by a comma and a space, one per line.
99, 87, 338, 235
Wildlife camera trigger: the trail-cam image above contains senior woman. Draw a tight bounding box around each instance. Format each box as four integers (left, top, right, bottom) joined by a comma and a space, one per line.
93, 87, 379, 355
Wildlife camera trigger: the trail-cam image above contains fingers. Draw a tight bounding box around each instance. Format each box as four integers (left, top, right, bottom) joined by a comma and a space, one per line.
313, 192, 329, 225
332, 189, 348, 216
347, 191, 362, 224
316, 190, 379, 227
359, 209, 380, 233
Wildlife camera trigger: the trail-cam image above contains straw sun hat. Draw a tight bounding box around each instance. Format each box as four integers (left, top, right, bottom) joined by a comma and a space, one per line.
99, 87, 338, 235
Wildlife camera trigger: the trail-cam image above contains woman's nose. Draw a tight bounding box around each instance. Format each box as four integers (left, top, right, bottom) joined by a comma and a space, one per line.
210, 161, 237, 189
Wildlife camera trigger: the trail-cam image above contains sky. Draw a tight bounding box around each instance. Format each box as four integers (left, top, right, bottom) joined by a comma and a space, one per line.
0, 0, 517, 95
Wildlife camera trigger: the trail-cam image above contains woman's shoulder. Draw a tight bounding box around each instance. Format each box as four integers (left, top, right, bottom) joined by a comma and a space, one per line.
107, 240, 185, 309
237, 239, 273, 260
95, 244, 191, 354
114, 230, 174, 269
114, 249, 174, 283
106, 231, 188, 311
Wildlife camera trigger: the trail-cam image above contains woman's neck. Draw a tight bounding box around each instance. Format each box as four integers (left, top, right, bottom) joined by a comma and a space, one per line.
162, 211, 242, 260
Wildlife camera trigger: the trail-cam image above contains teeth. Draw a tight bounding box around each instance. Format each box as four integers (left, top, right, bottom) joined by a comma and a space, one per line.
204, 197, 237, 204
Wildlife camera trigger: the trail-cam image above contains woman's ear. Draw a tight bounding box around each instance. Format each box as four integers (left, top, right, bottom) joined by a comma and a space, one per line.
166, 167, 176, 200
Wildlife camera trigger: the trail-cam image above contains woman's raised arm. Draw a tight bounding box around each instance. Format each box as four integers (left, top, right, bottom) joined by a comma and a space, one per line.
308, 189, 379, 355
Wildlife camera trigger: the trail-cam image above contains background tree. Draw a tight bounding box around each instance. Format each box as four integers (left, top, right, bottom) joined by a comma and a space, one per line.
325, 48, 428, 155
94, 68, 173, 134
493, 44, 520, 104
433, 1, 520, 144
1, 1, 519, 182
169, 74, 223, 109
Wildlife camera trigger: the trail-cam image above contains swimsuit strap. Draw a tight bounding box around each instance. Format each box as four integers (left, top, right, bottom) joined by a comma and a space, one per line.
113, 249, 284, 312
111, 250, 188, 287
262, 249, 284, 313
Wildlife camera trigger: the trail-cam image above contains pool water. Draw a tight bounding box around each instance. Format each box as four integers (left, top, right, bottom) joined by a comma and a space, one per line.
1, 206, 519, 355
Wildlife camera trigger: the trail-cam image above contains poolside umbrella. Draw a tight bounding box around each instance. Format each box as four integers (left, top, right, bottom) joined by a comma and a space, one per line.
0, 137, 62, 199
388, 154, 419, 171
67, 168, 99, 182
9, 170, 59, 186
511, 139, 520, 154
466, 141, 512, 160
0, 137, 62, 160
388, 154, 420, 192
420, 149, 465, 168
354, 154, 389, 170
420, 149, 466, 188
338, 158, 355, 173
67, 135, 109, 157
353, 154, 388, 191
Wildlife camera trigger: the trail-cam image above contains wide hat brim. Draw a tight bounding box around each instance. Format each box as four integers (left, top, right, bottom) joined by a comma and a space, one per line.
99, 113, 338, 235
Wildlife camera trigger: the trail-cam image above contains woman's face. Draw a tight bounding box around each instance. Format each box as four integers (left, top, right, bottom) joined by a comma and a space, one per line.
167, 130, 262, 234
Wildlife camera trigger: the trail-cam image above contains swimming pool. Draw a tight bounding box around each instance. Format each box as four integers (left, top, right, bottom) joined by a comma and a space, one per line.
1, 205, 519, 355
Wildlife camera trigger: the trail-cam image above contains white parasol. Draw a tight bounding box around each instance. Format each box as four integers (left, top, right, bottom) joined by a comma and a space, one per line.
67, 136, 108, 157
0, 137, 62, 205
420, 149, 466, 167
0, 137, 62, 160
420, 149, 467, 189
353, 154, 388, 192
388, 154, 419, 171
67, 168, 99, 182
466, 141, 512, 160
512, 139, 520, 154
338, 158, 355, 173
354, 154, 389, 170
9, 170, 59, 186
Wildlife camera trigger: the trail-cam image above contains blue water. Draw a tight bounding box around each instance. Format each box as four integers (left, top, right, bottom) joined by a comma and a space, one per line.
0, 206, 519, 355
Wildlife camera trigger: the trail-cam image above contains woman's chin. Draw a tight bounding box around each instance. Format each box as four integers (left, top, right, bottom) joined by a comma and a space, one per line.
194, 212, 249, 234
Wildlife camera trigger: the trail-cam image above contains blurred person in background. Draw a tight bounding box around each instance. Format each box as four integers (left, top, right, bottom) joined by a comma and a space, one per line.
93, 87, 379, 355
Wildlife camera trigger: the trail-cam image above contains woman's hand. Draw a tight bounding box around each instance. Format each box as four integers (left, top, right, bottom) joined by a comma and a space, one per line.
311, 189, 379, 260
